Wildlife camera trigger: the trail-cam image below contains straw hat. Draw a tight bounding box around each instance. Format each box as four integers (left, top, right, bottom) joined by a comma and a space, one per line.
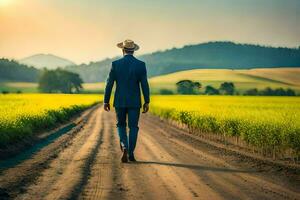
117, 39, 139, 51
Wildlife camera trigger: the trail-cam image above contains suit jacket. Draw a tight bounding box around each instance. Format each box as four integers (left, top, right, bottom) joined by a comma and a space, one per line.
104, 55, 150, 108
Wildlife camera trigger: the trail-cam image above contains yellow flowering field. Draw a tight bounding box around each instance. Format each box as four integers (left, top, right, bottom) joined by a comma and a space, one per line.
150, 95, 300, 157
0, 94, 102, 147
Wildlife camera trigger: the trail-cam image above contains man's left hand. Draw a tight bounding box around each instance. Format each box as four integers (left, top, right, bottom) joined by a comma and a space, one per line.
142, 103, 149, 113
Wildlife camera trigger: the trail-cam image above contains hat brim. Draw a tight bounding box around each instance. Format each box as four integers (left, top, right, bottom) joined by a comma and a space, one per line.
117, 42, 140, 51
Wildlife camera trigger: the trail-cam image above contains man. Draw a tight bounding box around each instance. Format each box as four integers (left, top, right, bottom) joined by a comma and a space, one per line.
104, 39, 150, 163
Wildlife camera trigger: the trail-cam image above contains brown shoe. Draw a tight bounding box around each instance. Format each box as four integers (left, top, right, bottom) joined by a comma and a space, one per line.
121, 149, 128, 163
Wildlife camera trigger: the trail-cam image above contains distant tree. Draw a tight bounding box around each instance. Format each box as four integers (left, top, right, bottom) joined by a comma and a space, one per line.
39, 70, 59, 93
274, 88, 286, 96
286, 88, 296, 96
259, 87, 274, 96
219, 82, 235, 95
204, 85, 219, 95
39, 69, 83, 93
1, 90, 9, 94
259, 87, 296, 96
159, 89, 174, 95
244, 88, 258, 96
176, 80, 201, 94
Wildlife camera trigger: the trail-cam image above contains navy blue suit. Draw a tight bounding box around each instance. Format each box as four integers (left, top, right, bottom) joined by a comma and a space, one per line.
104, 54, 150, 107
104, 55, 150, 156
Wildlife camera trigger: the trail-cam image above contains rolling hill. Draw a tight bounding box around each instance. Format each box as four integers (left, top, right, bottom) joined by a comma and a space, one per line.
20, 54, 75, 69
149, 68, 300, 93
66, 41, 300, 82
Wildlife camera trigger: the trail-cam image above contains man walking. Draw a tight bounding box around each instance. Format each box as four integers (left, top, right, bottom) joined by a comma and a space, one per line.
104, 39, 150, 163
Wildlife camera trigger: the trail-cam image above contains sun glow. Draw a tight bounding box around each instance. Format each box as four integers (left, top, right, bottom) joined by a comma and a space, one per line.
0, 0, 12, 6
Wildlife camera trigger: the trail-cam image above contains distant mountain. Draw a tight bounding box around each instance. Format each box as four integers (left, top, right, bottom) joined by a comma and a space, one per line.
20, 54, 75, 69
66, 58, 114, 85
66, 41, 300, 82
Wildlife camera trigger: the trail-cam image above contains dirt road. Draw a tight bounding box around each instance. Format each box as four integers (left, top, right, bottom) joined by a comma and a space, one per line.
0, 105, 299, 200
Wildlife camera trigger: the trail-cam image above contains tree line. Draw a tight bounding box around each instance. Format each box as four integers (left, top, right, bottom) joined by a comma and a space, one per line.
174, 80, 237, 95
243, 87, 296, 96
0, 58, 39, 82
159, 80, 297, 96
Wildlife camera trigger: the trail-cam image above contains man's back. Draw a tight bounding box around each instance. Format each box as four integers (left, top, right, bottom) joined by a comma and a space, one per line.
104, 54, 150, 108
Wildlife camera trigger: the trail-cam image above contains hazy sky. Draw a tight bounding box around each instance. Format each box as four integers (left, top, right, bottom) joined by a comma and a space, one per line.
0, 0, 299, 63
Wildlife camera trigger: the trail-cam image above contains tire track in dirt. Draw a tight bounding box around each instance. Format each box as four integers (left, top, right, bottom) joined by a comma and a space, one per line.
104, 111, 222, 200
80, 111, 174, 200
79, 111, 123, 200
138, 130, 224, 200
15, 106, 104, 200
116, 137, 178, 200
139, 126, 259, 200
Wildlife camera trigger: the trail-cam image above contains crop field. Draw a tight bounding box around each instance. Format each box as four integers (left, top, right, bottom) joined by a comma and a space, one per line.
2, 94, 299, 159
150, 95, 300, 159
0, 94, 101, 147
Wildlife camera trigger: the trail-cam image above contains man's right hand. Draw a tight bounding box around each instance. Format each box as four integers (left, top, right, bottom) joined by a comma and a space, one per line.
104, 103, 110, 112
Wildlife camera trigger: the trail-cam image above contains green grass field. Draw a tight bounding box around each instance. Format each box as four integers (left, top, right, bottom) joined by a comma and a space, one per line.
0, 82, 104, 93
0, 82, 38, 93
82, 82, 105, 93
1, 68, 300, 94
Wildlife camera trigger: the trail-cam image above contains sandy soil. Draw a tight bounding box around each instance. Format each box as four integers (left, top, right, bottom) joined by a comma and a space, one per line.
0, 106, 299, 200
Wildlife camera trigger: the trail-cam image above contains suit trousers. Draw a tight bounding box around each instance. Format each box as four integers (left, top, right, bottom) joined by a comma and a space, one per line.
115, 107, 140, 156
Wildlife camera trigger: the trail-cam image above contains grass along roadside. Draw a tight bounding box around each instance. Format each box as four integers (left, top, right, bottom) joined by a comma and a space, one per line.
0, 82, 38, 93
0, 94, 103, 147
150, 95, 300, 162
